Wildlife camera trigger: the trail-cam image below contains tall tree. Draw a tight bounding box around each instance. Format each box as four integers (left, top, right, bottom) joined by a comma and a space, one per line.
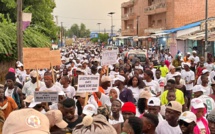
66, 23, 90, 38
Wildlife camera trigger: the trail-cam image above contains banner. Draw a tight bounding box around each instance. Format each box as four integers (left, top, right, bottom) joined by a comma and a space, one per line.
101, 50, 118, 66
77, 75, 99, 92
34, 91, 58, 102
50, 50, 61, 66
23, 48, 50, 69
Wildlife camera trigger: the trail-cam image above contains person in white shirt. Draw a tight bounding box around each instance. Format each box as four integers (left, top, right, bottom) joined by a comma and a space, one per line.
147, 97, 164, 122
22, 70, 45, 96
109, 100, 124, 125
190, 50, 200, 65
60, 76, 76, 98
197, 69, 211, 85
154, 69, 166, 93
181, 62, 195, 107
156, 101, 182, 134
192, 85, 215, 114
199, 74, 212, 96
143, 70, 161, 97
166, 65, 176, 81
39, 72, 62, 92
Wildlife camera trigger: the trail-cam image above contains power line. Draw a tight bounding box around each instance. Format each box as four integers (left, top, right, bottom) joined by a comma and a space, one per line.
56, 15, 121, 21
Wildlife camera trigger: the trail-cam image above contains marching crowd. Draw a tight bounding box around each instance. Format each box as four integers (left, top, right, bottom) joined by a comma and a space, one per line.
0, 45, 215, 134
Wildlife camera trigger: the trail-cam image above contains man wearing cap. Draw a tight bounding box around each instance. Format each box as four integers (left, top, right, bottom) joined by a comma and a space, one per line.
22, 70, 45, 97
197, 69, 211, 85
207, 108, 215, 134
183, 52, 191, 63
156, 101, 182, 134
114, 75, 134, 103
190, 50, 200, 65
181, 62, 195, 107
178, 111, 197, 134
3, 109, 50, 134
147, 97, 164, 122
192, 85, 215, 114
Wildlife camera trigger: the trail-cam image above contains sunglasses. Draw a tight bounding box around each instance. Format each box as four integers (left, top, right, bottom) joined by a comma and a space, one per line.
178, 120, 189, 127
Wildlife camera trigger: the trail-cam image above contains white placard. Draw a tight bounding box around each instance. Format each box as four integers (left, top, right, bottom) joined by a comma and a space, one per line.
77, 75, 99, 92
34, 91, 58, 102
101, 50, 118, 66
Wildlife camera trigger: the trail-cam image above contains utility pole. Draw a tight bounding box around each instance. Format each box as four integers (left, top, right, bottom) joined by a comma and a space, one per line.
97, 23, 101, 33
136, 16, 140, 36
61, 22, 63, 48
108, 12, 115, 39
17, 0, 23, 62
205, 0, 208, 58
55, 15, 58, 25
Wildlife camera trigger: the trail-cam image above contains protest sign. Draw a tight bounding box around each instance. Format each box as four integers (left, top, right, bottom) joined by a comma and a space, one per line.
34, 91, 58, 102
23, 48, 50, 69
101, 50, 118, 66
50, 50, 61, 66
77, 75, 99, 92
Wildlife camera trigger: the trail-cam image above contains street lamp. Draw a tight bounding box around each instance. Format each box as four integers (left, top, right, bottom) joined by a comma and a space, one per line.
97, 23, 101, 33
108, 12, 115, 39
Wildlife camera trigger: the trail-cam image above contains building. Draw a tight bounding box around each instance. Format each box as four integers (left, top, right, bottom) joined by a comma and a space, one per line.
121, 0, 215, 56
121, 0, 215, 36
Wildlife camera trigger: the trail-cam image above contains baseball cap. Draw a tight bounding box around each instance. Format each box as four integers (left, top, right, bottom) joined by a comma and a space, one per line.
139, 87, 152, 99
173, 72, 181, 77
3, 109, 50, 134
83, 104, 97, 116
121, 102, 136, 114
8, 67, 15, 73
147, 97, 161, 106
58, 91, 66, 96
187, 52, 191, 55
191, 98, 205, 109
192, 50, 197, 53
113, 75, 125, 83
30, 70, 37, 78
192, 85, 206, 93
45, 110, 68, 129
75, 92, 87, 98
24, 95, 34, 103
101, 76, 112, 83
17, 62, 23, 67
28, 99, 42, 108
183, 62, 191, 67
166, 101, 182, 113
179, 111, 197, 123
202, 69, 209, 74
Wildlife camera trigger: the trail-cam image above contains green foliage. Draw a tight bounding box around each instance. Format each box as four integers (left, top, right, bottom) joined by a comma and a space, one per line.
66, 23, 90, 38
91, 33, 109, 43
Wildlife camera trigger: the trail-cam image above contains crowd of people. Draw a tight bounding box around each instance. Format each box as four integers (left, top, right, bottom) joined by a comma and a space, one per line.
0, 45, 215, 134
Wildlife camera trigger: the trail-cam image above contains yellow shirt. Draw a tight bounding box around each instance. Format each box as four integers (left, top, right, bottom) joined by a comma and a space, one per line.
161, 89, 185, 105
159, 66, 169, 77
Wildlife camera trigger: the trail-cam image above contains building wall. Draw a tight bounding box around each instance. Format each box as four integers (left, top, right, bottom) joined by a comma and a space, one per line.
172, 0, 215, 28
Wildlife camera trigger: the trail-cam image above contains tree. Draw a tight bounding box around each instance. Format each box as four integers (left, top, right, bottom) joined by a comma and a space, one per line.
0, 0, 58, 40
90, 33, 109, 44
66, 23, 90, 38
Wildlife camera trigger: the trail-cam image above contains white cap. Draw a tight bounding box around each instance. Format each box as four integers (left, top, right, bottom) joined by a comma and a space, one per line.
179, 111, 197, 123
135, 66, 143, 71
113, 75, 125, 83
202, 69, 209, 74
191, 98, 205, 109
28, 100, 41, 108
83, 60, 89, 64
61, 57, 66, 61
173, 72, 181, 77
58, 91, 65, 96
192, 85, 206, 93
30, 70, 37, 78
183, 62, 191, 67
147, 97, 161, 106
192, 50, 197, 53
17, 62, 23, 67
101, 76, 112, 83
82, 104, 97, 116
187, 52, 191, 55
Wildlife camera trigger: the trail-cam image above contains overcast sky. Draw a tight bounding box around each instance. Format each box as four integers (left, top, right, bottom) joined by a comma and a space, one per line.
53, 0, 127, 32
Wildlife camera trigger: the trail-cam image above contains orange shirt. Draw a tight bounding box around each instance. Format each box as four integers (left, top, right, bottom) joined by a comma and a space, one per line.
93, 87, 105, 106
183, 56, 191, 63
0, 97, 18, 119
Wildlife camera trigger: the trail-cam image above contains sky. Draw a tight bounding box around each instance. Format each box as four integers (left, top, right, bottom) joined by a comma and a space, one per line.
53, 0, 128, 32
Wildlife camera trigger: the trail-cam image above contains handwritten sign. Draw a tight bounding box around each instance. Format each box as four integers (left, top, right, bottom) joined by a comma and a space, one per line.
101, 50, 118, 66
77, 75, 99, 92
34, 91, 58, 102
50, 50, 61, 66
23, 48, 50, 69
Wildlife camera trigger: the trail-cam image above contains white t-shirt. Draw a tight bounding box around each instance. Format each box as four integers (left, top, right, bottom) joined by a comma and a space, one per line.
99, 93, 112, 107
128, 86, 143, 102
167, 56, 172, 63
210, 71, 215, 83
143, 80, 161, 95
198, 95, 215, 114
108, 113, 124, 125
156, 120, 182, 134
22, 80, 45, 96
39, 85, 62, 92
181, 70, 195, 90
199, 85, 212, 95
204, 62, 214, 72
197, 76, 211, 85
154, 77, 166, 93
61, 85, 76, 98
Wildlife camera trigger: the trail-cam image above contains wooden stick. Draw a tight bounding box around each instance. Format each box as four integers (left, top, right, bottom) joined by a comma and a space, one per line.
84, 92, 89, 106
50, 63, 55, 84
106, 66, 109, 76
36, 65, 39, 88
